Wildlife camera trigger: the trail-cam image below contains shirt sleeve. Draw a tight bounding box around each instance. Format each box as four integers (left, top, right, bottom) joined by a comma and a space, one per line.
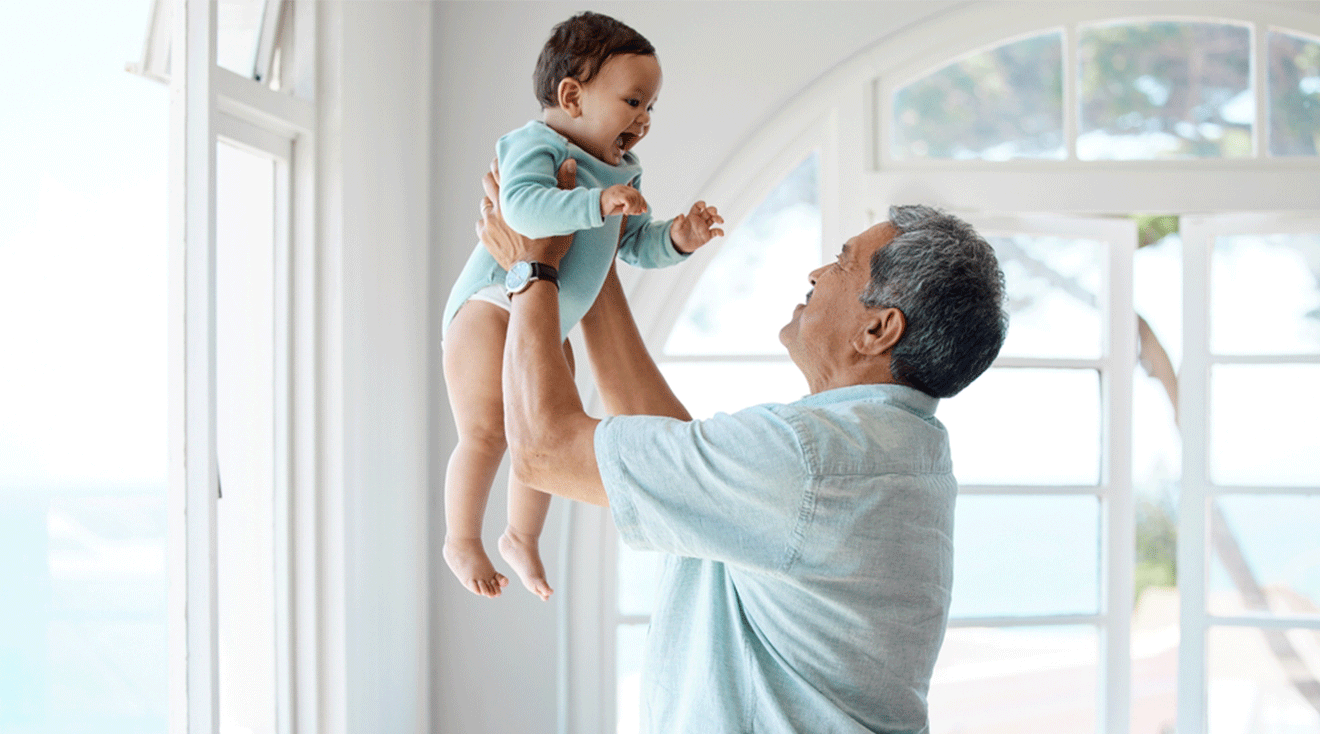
497, 129, 604, 238
595, 406, 812, 573
616, 171, 688, 269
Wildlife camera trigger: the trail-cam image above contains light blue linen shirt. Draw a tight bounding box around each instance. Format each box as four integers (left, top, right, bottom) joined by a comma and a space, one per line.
595, 384, 956, 734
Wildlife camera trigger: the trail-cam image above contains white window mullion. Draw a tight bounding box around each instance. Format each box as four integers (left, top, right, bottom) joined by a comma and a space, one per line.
169, 1, 220, 733
1178, 216, 1214, 734
1253, 22, 1268, 158
273, 152, 295, 734
1100, 218, 1137, 734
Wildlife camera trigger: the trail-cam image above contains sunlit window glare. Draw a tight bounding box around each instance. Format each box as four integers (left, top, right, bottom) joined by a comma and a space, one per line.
0, 1, 168, 732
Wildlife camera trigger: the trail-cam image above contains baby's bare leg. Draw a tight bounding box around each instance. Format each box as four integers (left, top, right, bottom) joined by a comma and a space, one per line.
442, 301, 512, 598
499, 339, 575, 601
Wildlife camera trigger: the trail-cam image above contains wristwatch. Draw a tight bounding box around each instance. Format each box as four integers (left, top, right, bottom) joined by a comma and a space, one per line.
505, 261, 560, 297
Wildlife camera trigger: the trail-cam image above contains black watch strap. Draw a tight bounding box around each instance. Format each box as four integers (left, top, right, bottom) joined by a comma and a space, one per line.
506, 260, 560, 296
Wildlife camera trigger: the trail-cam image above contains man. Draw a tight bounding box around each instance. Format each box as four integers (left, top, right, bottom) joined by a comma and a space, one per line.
478, 159, 1007, 733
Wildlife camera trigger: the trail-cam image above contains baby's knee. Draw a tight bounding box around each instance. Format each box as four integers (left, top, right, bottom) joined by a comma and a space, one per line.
459, 419, 507, 457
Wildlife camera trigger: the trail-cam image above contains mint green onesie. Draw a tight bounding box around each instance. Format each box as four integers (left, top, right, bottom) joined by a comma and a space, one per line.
443, 120, 688, 339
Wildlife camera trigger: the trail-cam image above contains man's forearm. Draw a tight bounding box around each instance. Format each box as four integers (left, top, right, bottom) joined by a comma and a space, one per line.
580, 265, 691, 420
504, 280, 607, 506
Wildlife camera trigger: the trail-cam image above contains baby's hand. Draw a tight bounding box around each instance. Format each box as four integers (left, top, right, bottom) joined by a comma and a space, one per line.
601, 184, 648, 218
670, 201, 725, 254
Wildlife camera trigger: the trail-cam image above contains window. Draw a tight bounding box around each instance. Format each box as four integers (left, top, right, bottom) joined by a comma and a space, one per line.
159, 1, 315, 730
1268, 30, 1320, 157
215, 133, 289, 734
892, 32, 1065, 161
928, 215, 1135, 734
886, 18, 1319, 163
1078, 21, 1252, 160
1181, 215, 1320, 733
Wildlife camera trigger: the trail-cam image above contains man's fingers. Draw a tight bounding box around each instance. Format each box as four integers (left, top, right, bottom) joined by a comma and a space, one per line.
490, 157, 500, 182
482, 171, 499, 211
556, 158, 578, 190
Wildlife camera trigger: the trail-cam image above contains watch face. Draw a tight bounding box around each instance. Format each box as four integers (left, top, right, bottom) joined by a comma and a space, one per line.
506, 261, 532, 291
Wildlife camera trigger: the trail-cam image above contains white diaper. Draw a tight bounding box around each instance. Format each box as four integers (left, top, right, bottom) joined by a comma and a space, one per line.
465, 283, 511, 312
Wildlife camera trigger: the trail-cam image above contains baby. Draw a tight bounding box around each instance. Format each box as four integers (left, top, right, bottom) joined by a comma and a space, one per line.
441, 12, 723, 600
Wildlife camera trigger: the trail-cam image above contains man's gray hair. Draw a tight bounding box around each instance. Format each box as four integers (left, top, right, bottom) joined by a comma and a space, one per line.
861, 205, 1008, 398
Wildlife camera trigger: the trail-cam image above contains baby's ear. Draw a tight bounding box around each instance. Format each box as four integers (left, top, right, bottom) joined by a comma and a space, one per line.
558, 78, 583, 118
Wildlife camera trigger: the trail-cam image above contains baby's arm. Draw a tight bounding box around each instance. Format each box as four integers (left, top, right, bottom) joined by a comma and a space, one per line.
617, 201, 724, 269
498, 136, 604, 239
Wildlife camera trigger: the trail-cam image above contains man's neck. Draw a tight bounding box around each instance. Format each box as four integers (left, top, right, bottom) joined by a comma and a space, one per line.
805, 362, 898, 395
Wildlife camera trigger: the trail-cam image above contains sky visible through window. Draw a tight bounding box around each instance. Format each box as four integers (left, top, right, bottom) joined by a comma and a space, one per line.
0, 1, 168, 732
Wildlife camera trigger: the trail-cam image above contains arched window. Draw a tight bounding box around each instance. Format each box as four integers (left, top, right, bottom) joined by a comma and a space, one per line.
586, 6, 1320, 734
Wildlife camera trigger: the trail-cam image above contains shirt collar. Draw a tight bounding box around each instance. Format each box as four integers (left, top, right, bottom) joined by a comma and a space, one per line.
792, 383, 939, 418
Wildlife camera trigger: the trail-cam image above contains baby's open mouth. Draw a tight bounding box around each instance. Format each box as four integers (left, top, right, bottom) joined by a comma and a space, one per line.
616, 132, 639, 152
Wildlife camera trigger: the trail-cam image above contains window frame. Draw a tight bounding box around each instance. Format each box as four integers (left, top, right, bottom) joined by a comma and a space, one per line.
1179, 212, 1320, 734
165, 1, 317, 732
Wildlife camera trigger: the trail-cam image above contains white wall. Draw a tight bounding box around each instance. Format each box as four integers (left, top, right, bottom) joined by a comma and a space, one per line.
428, 3, 958, 732
319, 2, 434, 733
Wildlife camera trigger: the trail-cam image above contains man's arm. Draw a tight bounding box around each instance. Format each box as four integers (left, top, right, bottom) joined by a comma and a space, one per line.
579, 264, 691, 420
479, 159, 607, 506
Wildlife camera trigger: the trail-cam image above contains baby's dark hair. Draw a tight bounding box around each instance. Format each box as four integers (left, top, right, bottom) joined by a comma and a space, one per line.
533, 11, 655, 109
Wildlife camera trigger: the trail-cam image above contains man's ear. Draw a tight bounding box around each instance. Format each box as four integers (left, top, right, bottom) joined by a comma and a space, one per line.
558, 78, 584, 118
854, 307, 905, 356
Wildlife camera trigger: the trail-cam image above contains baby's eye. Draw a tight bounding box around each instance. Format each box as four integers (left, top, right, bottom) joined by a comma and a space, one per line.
626, 99, 640, 108
646, 104, 654, 113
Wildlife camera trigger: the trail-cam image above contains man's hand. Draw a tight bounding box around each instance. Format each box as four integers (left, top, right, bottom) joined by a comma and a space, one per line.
600, 183, 648, 218
670, 201, 725, 254
478, 159, 577, 269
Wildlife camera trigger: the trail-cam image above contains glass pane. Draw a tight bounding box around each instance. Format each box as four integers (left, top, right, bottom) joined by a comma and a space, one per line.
892, 32, 1064, 161
1211, 233, 1320, 355
217, 0, 267, 78
939, 369, 1101, 486
1269, 31, 1320, 157
991, 234, 1105, 359
928, 626, 1097, 734
1210, 365, 1320, 486
1131, 584, 1179, 734
0, 1, 168, 731
951, 496, 1100, 618
616, 624, 648, 734
216, 142, 279, 734
1134, 224, 1182, 371
1209, 496, 1320, 617
1079, 21, 1252, 160
618, 538, 663, 616
665, 153, 819, 356
657, 361, 808, 420
1133, 228, 1183, 666
1208, 627, 1320, 732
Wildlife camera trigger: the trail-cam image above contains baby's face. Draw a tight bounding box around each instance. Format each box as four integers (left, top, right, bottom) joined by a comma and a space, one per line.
573, 53, 662, 165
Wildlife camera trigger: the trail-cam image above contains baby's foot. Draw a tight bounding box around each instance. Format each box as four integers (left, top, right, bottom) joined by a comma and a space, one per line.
443, 536, 509, 598
498, 528, 553, 601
